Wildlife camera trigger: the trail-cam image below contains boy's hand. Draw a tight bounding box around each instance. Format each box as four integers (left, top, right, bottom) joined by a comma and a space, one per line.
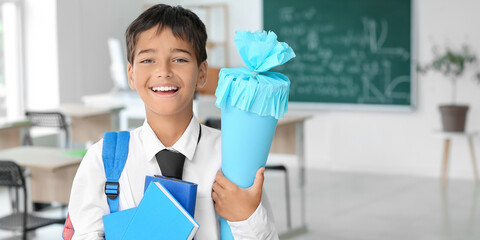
211, 167, 265, 222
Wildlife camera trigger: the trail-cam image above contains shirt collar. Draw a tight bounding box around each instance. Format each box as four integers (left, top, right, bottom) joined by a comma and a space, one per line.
141, 116, 201, 163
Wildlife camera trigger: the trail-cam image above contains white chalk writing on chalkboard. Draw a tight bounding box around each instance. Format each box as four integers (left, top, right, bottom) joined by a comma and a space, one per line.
273, 5, 411, 104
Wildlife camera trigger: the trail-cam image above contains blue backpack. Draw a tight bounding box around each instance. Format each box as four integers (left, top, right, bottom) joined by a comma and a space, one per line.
62, 131, 130, 240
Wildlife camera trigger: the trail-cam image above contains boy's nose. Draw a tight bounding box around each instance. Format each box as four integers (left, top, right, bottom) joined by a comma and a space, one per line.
154, 62, 173, 78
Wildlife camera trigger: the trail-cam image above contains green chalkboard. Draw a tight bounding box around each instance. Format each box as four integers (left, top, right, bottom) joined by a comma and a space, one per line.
264, 0, 413, 107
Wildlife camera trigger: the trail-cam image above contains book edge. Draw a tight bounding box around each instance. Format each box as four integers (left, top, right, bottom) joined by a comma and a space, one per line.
153, 181, 199, 229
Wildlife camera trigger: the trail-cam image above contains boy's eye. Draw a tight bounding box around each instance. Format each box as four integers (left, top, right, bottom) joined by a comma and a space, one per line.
173, 58, 188, 63
140, 59, 154, 63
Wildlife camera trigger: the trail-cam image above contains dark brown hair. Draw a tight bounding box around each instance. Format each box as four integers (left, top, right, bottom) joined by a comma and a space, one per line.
125, 4, 207, 65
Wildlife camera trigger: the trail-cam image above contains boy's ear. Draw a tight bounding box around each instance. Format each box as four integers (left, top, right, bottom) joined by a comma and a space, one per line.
127, 63, 136, 90
197, 61, 208, 89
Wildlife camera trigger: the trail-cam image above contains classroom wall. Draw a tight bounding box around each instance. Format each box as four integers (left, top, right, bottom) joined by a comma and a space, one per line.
56, 0, 145, 104
38, 0, 480, 179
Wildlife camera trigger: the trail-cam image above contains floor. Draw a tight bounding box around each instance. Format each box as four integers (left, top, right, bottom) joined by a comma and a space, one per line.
264, 168, 480, 240
1, 167, 479, 240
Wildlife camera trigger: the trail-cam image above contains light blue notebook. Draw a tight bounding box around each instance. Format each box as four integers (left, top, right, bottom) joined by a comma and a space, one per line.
121, 181, 199, 240
103, 207, 137, 240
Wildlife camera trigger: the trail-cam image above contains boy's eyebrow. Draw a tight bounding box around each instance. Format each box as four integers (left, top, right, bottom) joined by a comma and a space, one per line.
136, 48, 192, 57
171, 48, 193, 56
137, 48, 156, 57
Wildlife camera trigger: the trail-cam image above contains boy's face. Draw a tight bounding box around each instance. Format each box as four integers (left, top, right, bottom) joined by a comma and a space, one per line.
127, 26, 207, 118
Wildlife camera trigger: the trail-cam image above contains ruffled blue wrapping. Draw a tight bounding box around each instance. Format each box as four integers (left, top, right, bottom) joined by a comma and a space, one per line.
215, 30, 295, 119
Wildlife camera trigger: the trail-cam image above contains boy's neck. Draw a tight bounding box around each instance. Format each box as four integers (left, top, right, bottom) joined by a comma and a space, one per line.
146, 110, 193, 148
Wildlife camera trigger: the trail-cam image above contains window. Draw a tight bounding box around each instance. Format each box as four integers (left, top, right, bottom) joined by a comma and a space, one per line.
0, 0, 23, 120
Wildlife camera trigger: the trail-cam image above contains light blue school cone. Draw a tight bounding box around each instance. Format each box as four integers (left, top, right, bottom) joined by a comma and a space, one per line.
221, 99, 278, 188
215, 30, 295, 240
219, 101, 277, 240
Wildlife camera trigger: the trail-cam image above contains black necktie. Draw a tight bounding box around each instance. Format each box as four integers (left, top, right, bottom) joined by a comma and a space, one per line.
155, 150, 185, 179
155, 124, 202, 180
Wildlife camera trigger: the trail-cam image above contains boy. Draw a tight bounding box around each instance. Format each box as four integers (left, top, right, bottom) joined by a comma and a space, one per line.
67, 4, 279, 240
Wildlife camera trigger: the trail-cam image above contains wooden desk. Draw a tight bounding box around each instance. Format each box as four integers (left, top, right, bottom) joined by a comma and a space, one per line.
0, 146, 82, 204
58, 104, 123, 143
0, 120, 31, 149
269, 114, 310, 237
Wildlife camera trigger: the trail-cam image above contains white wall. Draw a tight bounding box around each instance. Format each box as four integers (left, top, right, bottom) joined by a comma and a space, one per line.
45, 0, 480, 179
56, 0, 145, 103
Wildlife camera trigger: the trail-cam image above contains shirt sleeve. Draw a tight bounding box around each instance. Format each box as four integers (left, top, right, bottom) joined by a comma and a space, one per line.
68, 141, 109, 240
226, 190, 279, 240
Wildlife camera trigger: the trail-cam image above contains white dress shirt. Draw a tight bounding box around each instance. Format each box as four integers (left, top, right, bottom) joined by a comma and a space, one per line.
68, 116, 279, 240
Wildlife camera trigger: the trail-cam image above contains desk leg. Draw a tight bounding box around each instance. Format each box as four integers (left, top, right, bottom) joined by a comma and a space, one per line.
468, 136, 479, 184
279, 121, 308, 239
295, 121, 306, 227
442, 138, 451, 188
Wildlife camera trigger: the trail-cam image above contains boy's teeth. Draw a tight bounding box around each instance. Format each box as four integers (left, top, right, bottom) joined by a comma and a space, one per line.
152, 86, 178, 92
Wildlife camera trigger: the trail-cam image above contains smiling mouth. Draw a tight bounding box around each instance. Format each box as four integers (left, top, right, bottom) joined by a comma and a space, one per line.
151, 86, 179, 94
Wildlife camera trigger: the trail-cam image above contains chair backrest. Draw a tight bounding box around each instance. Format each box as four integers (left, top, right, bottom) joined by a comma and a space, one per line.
0, 161, 27, 214
0, 161, 25, 188
25, 111, 68, 129
24, 111, 70, 147
0, 161, 63, 239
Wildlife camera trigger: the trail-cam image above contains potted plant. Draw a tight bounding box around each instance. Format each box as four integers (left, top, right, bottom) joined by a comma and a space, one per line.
418, 45, 480, 132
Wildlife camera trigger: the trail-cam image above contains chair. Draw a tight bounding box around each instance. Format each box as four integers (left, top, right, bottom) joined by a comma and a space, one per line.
23, 111, 70, 148
0, 161, 64, 240
203, 118, 292, 229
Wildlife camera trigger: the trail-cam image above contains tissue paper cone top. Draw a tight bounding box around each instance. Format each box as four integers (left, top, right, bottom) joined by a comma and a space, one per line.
215, 30, 295, 120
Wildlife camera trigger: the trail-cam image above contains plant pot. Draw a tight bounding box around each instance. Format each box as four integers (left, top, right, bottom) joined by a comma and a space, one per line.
439, 105, 469, 132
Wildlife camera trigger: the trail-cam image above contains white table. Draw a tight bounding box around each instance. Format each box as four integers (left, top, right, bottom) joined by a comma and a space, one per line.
436, 131, 478, 187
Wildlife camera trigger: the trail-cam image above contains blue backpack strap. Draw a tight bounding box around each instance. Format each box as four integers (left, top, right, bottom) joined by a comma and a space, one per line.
102, 131, 130, 213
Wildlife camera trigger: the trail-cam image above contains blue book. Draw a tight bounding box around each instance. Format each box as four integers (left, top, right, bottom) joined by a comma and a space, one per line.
103, 207, 137, 240
144, 175, 198, 217
103, 176, 198, 240
121, 181, 199, 240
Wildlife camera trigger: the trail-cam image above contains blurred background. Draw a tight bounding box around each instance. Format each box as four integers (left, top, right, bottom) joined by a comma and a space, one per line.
0, 0, 479, 239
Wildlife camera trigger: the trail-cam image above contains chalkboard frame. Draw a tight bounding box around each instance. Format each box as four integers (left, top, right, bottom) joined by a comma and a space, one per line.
263, 0, 416, 111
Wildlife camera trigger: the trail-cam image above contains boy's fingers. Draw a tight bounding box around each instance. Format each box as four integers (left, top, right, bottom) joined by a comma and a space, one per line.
250, 167, 265, 193
211, 191, 219, 203
216, 169, 224, 178
212, 181, 223, 192
214, 170, 225, 187
215, 169, 236, 189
